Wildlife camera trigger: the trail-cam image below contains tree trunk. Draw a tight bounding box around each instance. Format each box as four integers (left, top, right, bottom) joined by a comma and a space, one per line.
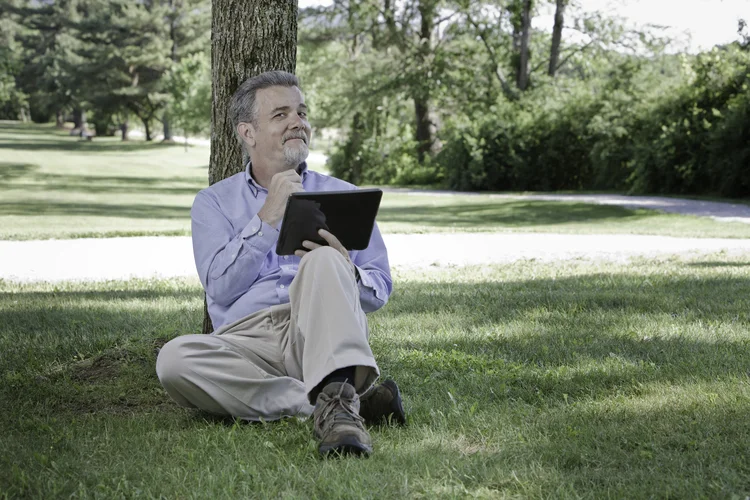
143, 118, 152, 141
163, 112, 173, 141
548, 0, 566, 77
414, 97, 435, 163
414, 0, 436, 164
164, 0, 177, 143
55, 110, 64, 128
516, 0, 532, 90
204, 0, 298, 334
121, 120, 129, 141
73, 107, 86, 129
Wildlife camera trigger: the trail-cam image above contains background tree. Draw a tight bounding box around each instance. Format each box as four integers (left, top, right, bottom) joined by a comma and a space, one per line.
165, 52, 211, 150
161, 0, 210, 141
204, 0, 298, 333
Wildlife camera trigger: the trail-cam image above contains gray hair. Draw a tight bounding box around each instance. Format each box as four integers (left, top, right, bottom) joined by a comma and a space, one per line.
228, 71, 301, 162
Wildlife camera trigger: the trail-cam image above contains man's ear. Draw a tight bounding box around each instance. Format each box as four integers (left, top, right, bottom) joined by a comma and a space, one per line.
237, 122, 256, 148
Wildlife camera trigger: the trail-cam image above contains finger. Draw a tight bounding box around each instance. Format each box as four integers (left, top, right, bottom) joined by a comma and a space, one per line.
280, 170, 302, 182
301, 240, 323, 250
294, 249, 308, 258
318, 229, 345, 250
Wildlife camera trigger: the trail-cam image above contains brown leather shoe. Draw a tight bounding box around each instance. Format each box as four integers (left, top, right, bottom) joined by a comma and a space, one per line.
359, 379, 406, 426
313, 382, 372, 456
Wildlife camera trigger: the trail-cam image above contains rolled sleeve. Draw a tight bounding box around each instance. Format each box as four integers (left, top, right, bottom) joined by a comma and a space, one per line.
351, 223, 392, 313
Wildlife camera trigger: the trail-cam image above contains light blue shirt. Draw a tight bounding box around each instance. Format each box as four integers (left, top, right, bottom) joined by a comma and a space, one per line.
191, 161, 393, 331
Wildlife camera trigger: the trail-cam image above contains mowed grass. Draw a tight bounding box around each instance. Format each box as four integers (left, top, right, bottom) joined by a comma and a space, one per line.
2, 255, 750, 497
3, 121, 750, 240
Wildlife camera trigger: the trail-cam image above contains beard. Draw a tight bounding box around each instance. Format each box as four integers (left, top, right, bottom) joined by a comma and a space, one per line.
282, 138, 309, 167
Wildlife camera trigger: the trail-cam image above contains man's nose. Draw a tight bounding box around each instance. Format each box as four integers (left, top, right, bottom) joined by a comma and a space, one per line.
289, 113, 304, 129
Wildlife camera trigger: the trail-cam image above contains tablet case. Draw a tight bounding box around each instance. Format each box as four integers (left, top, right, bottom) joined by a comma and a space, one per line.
275, 189, 383, 255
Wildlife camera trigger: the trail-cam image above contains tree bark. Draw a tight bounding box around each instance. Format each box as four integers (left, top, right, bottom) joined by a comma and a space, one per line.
121, 120, 129, 141
548, 0, 566, 77
414, 0, 436, 163
73, 107, 86, 129
414, 97, 436, 163
204, 0, 298, 334
55, 110, 64, 128
164, 0, 177, 142
143, 118, 152, 141
516, 0, 532, 90
163, 112, 173, 141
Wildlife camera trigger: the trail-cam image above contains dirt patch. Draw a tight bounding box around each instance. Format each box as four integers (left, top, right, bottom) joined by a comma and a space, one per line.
71, 348, 130, 382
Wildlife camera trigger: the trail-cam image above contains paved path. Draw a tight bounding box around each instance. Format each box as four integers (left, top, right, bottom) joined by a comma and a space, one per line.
2, 233, 750, 283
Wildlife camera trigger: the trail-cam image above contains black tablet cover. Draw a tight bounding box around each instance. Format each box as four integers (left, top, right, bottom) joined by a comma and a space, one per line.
275, 189, 383, 256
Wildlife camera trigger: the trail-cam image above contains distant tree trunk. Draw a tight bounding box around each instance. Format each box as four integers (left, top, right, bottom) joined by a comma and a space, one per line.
163, 112, 173, 141
164, 0, 177, 142
121, 120, 129, 141
143, 118, 152, 141
548, 0, 566, 77
55, 110, 64, 128
414, 97, 436, 163
516, 0, 532, 90
414, 0, 437, 163
204, 0, 298, 334
346, 112, 364, 184
73, 107, 86, 129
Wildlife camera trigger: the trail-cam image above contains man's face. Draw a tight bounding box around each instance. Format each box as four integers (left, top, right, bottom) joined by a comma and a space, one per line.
247, 85, 311, 170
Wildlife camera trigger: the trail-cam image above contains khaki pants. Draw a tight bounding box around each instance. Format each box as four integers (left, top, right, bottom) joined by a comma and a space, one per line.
156, 247, 379, 421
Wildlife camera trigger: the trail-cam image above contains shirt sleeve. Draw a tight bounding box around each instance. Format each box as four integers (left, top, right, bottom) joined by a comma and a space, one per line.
191, 191, 278, 307
351, 222, 392, 313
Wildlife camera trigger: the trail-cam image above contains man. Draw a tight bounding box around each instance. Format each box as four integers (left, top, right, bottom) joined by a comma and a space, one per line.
156, 71, 403, 456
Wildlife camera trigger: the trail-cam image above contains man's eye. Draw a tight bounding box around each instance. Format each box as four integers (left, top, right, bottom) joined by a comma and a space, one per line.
275, 113, 285, 118
299, 112, 307, 118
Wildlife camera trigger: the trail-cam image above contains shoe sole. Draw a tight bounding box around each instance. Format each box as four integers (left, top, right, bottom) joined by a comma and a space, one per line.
319, 436, 373, 457
382, 379, 407, 426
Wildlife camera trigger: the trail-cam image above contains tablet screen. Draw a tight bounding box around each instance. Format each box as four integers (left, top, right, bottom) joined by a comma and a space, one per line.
275, 189, 383, 256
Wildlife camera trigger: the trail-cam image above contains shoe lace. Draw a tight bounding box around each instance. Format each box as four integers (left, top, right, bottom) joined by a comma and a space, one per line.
314, 384, 365, 436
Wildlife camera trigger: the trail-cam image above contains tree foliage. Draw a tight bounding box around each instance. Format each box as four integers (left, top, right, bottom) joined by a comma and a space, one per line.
299, 0, 749, 197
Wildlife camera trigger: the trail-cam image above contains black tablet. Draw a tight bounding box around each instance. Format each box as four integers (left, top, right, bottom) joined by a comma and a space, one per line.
275, 189, 383, 256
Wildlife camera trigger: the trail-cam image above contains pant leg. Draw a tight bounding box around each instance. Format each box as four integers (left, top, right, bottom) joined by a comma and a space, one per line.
285, 246, 379, 401
156, 308, 314, 421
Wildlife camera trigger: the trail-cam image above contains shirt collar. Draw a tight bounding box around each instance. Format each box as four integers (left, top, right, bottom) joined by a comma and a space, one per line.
244, 161, 309, 198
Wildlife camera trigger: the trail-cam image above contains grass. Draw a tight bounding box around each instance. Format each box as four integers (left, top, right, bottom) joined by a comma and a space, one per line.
3, 120, 750, 240
2, 254, 750, 497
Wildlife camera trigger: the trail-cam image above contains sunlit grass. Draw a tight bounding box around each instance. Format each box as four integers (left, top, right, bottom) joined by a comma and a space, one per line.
2, 255, 750, 497
2, 121, 750, 240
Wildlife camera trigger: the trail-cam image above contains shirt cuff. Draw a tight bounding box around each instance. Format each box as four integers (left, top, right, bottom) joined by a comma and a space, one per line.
240, 215, 279, 244
355, 265, 375, 291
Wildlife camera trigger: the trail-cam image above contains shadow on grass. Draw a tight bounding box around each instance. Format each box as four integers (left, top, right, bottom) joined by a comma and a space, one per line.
4, 179, 205, 196
0, 139, 182, 153
0, 121, 61, 136
0, 163, 39, 180
377, 200, 654, 228
0, 201, 190, 219
1, 268, 750, 496
686, 261, 750, 268
1, 268, 749, 414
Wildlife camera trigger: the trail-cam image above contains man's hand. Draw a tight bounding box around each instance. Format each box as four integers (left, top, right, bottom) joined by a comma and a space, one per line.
295, 229, 357, 278
257, 170, 304, 227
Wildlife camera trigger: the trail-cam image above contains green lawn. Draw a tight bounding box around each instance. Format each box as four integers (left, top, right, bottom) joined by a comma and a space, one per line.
3, 121, 750, 240
2, 255, 750, 497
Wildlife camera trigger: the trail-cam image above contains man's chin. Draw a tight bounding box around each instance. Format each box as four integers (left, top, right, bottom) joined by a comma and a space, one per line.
283, 144, 309, 166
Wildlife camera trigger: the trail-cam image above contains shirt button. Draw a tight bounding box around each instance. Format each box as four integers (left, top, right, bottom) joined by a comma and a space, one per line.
283, 255, 288, 260
280, 284, 285, 289
258, 231, 263, 237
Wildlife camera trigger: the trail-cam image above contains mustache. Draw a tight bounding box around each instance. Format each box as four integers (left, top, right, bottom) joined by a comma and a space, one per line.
283, 132, 308, 144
